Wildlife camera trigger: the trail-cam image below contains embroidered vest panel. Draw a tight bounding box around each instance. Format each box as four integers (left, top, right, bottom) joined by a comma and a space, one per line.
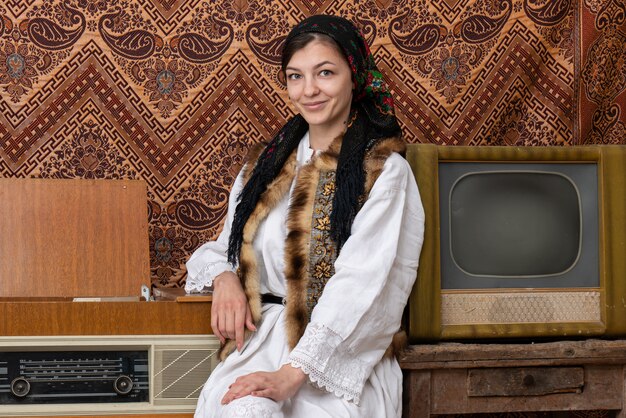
307, 170, 337, 319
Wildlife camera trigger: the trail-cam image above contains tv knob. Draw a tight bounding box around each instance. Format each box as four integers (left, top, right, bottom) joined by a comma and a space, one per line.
113, 375, 134, 395
10, 377, 30, 397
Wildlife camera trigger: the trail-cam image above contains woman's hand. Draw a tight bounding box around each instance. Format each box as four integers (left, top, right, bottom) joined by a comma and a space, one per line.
211, 271, 256, 350
221, 364, 307, 405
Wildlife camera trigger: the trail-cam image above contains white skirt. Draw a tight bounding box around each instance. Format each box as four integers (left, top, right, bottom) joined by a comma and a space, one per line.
194, 304, 403, 418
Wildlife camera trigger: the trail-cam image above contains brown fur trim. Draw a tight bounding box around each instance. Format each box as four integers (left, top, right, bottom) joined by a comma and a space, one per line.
284, 162, 320, 348
218, 148, 297, 360
364, 136, 406, 195
241, 142, 267, 184
242, 148, 296, 320
383, 330, 408, 359
219, 340, 236, 361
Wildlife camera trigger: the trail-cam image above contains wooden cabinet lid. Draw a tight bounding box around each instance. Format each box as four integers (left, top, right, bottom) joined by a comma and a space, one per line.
0, 178, 150, 298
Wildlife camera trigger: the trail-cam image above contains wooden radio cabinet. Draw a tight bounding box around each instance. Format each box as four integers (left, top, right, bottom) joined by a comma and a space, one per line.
0, 179, 216, 417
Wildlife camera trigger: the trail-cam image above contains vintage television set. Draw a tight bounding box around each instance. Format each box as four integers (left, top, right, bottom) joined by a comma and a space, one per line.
406, 144, 626, 342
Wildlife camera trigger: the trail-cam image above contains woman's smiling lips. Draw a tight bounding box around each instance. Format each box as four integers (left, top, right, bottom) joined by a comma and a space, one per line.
302, 101, 327, 110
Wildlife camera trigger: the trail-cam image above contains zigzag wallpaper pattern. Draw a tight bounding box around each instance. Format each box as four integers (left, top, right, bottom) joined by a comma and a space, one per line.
0, 0, 623, 289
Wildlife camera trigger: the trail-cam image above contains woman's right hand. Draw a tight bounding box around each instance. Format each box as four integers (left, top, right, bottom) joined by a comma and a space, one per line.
211, 271, 257, 350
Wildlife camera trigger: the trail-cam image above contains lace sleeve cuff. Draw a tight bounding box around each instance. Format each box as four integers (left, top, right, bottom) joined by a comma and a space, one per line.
287, 323, 368, 405
184, 261, 236, 293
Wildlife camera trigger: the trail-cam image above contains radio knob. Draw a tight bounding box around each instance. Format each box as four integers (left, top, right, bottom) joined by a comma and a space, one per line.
113, 375, 134, 395
10, 377, 30, 397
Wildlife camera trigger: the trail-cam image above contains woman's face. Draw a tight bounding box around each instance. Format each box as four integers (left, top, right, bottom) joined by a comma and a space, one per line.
284, 39, 353, 135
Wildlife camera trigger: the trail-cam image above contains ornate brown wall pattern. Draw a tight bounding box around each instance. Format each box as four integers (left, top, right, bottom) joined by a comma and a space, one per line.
581, 0, 626, 143
0, 0, 618, 289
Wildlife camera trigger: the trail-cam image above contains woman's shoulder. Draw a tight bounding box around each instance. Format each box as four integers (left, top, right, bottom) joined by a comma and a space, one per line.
368, 136, 406, 160
363, 136, 405, 190
379, 152, 413, 189
365, 137, 411, 190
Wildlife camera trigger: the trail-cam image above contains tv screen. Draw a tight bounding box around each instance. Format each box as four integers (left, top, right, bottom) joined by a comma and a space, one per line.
439, 163, 599, 289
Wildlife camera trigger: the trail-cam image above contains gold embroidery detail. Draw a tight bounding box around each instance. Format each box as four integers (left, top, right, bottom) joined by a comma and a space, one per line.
307, 170, 338, 317
313, 261, 332, 280
322, 181, 335, 196
315, 215, 331, 231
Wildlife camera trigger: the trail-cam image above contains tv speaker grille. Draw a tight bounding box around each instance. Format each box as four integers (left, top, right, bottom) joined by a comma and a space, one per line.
442, 291, 601, 325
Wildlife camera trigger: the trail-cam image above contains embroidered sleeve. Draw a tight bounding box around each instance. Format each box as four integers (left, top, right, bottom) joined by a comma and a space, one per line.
288, 322, 368, 404
185, 261, 237, 293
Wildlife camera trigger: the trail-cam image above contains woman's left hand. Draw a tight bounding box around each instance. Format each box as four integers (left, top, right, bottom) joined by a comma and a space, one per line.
221, 364, 307, 405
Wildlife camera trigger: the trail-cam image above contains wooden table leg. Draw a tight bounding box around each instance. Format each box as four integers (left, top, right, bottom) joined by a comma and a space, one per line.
617, 365, 626, 418
403, 370, 431, 418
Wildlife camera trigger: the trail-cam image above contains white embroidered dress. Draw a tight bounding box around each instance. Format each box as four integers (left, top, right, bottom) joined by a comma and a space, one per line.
186, 134, 425, 418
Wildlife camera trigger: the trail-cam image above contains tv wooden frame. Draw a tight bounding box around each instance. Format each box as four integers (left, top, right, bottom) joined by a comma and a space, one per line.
406, 144, 626, 342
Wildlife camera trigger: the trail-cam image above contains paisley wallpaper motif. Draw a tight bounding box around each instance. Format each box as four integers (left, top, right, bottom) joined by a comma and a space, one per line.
0, 0, 621, 289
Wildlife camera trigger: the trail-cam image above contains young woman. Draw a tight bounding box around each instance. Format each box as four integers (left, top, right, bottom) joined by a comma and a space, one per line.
186, 14, 425, 417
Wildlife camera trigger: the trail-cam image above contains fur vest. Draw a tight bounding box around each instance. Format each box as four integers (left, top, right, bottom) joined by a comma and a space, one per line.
219, 134, 406, 360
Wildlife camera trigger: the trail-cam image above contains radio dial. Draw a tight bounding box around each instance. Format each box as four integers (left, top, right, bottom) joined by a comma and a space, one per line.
10, 377, 30, 397
113, 375, 134, 395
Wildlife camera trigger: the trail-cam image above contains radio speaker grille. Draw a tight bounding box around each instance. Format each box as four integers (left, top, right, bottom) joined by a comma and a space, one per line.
153, 347, 219, 405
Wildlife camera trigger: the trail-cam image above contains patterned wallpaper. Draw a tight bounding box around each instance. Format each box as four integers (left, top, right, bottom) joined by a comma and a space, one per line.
0, 0, 623, 289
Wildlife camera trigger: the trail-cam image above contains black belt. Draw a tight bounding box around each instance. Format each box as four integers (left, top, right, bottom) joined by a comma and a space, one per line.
261, 293, 286, 306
